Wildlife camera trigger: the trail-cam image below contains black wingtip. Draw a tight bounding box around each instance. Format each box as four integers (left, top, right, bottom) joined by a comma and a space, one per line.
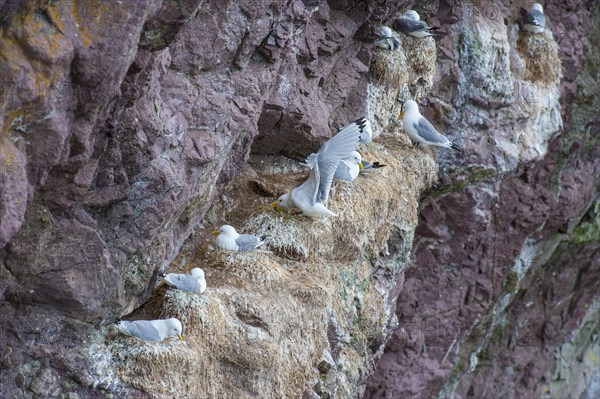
260, 235, 268, 241
450, 142, 462, 152
155, 271, 166, 278
372, 162, 387, 168
352, 116, 368, 129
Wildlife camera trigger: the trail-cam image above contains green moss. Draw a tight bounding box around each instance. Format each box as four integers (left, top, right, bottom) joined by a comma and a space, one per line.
571, 201, 600, 244
427, 166, 497, 198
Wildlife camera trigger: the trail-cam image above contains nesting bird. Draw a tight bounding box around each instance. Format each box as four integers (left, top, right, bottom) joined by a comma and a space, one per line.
334, 151, 364, 182
393, 10, 436, 38
401, 100, 461, 151
213, 225, 265, 251
523, 3, 545, 34
375, 26, 401, 50
115, 318, 183, 342
272, 117, 371, 217
158, 267, 206, 293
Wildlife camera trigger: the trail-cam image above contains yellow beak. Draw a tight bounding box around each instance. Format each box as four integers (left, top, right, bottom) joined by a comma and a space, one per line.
358, 162, 364, 170
399, 111, 405, 119
177, 333, 183, 341
211, 230, 219, 235
271, 201, 278, 206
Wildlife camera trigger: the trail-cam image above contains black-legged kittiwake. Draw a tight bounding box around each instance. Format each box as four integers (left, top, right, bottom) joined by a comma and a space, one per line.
334, 151, 364, 182
213, 225, 265, 251
272, 117, 371, 217
375, 26, 401, 50
158, 267, 206, 293
523, 3, 545, 34
115, 318, 183, 342
400, 100, 461, 151
360, 159, 386, 174
393, 10, 436, 38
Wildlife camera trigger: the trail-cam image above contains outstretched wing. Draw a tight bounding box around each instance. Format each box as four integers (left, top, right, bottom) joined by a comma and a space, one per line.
414, 117, 449, 144
318, 117, 366, 157
315, 117, 368, 203
291, 166, 320, 208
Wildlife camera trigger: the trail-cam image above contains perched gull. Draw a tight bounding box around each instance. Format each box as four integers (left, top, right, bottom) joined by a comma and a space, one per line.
158, 267, 206, 293
334, 151, 364, 182
375, 26, 401, 50
401, 100, 461, 151
360, 159, 386, 174
273, 117, 371, 217
523, 3, 545, 34
213, 225, 265, 251
115, 318, 183, 342
393, 10, 436, 38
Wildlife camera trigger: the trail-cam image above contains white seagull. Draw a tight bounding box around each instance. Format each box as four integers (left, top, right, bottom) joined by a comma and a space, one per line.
273, 117, 371, 217
213, 225, 265, 251
334, 151, 364, 182
401, 100, 461, 151
115, 318, 183, 342
523, 3, 545, 34
375, 26, 401, 50
393, 10, 436, 38
158, 267, 206, 293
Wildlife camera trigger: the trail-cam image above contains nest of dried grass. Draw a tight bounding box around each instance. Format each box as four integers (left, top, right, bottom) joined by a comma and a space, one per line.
516, 31, 561, 86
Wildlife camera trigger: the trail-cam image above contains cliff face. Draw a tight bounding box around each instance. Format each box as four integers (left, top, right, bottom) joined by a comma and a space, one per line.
0, 1, 598, 398
365, 1, 600, 398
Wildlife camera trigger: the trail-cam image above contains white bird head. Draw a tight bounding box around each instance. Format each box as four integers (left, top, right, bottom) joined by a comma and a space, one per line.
191, 268, 204, 279
350, 151, 364, 169
378, 25, 393, 39
214, 224, 238, 237
531, 3, 543, 13
165, 318, 183, 341
403, 10, 420, 21
402, 100, 420, 119
272, 193, 292, 209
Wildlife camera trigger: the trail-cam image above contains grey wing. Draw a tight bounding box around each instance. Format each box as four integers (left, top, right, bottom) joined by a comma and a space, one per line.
316, 118, 368, 202
236, 234, 263, 251
171, 275, 202, 292
123, 321, 162, 341
414, 117, 448, 144
317, 156, 339, 203
292, 167, 320, 207
361, 160, 386, 173
394, 17, 428, 34
318, 117, 367, 159
358, 118, 372, 144
334, 160, 353, 181
361, 160, 373, 170
525, 10, 545, 27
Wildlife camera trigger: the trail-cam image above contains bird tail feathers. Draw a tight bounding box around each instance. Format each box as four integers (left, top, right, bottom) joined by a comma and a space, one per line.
305, 153, 319, 169
450, 142, 462, 152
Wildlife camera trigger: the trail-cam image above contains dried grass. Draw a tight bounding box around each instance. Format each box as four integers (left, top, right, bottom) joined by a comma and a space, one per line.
106, 28, 440, 398
516, 31, 561, 87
